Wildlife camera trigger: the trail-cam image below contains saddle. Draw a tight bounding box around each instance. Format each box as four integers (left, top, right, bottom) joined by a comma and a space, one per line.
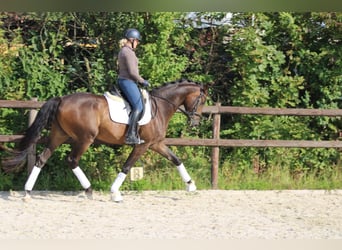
104, 87, 152, 125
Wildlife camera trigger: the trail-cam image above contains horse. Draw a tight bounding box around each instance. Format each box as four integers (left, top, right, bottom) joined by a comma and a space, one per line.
2, 79, 208, 202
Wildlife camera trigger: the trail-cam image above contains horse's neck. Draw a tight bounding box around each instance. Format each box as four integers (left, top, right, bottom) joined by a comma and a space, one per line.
157, 84, 192, 107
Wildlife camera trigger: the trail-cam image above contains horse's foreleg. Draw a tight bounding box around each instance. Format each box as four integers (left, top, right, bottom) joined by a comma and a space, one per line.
150, 142, 197, 192
110, 172, 126, 202
177, 163, 197, 192
111, 145, 149, 202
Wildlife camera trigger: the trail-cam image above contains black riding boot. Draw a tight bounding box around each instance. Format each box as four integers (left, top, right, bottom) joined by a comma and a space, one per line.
125, 110, 145, 145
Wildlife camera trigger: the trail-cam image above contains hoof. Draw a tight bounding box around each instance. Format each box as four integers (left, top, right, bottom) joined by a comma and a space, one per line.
111, 191, 123, 203
186, 181, 197, 192
22, 191, 32, 202
85, 187, 93, 200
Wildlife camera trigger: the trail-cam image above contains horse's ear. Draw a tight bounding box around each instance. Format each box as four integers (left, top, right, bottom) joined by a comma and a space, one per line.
202, 82, 213, 93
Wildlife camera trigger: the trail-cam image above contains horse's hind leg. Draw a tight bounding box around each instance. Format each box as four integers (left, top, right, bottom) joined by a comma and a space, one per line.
150, 142, 197, 192
67, 140, 94, 198
24, 123, 69, 198
24, 147, 52, 193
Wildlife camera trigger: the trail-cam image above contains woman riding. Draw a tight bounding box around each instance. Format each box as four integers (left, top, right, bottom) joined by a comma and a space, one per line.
117, 28, 149, 145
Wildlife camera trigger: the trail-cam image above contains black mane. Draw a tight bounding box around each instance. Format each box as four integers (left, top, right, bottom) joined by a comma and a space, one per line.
151, 79, 202, 94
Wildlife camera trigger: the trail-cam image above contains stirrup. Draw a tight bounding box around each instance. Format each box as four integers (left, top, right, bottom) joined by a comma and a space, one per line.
125, 136, 145, 145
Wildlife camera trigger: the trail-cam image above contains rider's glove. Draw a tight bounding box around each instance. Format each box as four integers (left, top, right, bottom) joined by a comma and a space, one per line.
142, 80, 149, 87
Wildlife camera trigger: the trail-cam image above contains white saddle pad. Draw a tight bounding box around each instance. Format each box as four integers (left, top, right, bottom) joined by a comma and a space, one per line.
104, 89, 152, 125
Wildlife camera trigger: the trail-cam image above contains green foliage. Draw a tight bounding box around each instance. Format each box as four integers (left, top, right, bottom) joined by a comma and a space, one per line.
139, 12, 190, 84
219, 147, 342, 190
217, 12, 341, 188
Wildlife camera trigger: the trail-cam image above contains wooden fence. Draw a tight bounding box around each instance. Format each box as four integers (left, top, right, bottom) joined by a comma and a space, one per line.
1, 100, 342, 188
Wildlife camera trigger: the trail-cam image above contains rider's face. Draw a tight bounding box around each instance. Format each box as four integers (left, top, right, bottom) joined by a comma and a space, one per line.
133, 39, 139, 49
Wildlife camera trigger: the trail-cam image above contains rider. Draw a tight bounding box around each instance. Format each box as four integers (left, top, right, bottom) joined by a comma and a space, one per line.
117, 28, 149, 144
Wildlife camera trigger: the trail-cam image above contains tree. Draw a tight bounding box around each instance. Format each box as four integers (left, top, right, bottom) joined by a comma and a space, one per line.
217, 12, 341, 176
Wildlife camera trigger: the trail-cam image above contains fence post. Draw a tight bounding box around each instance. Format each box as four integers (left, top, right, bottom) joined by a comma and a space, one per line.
211, 102, 221, 189
27, 97, 38, 173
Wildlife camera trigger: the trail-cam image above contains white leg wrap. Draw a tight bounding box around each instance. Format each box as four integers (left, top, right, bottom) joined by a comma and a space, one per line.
111, 172, 127, 192
186, 181, 197, 192
25, 166, 41, 191
111, 191, 123, 202
72, 166, 91, 189
177, 163, 191, 183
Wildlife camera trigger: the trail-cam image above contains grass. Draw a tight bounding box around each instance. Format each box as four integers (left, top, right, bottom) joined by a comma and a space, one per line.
120, 163, 342, 192
1, 150, 341, 191
217, 165, 342, 190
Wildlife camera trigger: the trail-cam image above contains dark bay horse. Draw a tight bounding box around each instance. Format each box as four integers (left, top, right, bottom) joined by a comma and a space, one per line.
2, 79, 208, 202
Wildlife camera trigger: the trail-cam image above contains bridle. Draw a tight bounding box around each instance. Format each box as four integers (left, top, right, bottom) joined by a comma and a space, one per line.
150, 85, 206, 123
179, 86, 206, 120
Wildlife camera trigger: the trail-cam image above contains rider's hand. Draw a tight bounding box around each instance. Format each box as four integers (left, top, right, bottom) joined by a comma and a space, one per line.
142, 80, 149, 87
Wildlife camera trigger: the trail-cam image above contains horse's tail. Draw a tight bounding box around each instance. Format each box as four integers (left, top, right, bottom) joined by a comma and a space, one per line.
19, 97, 61, 151
1, 97, 61, 173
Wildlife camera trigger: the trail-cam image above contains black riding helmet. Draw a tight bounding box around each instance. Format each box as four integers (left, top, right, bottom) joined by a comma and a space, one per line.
125, 28, 141, 41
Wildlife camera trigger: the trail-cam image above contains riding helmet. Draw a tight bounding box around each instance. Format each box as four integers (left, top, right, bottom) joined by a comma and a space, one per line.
125, 28, 141, 41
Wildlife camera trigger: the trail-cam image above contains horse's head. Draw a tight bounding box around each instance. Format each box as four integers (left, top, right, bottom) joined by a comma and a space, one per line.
151, 80, 209, 127
183, 83, 208, 127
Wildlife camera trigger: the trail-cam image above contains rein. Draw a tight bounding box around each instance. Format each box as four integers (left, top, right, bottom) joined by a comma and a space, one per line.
150, 85, 206, 121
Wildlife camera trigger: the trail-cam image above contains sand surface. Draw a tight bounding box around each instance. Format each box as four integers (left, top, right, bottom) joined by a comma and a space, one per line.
0, 190, 341, 239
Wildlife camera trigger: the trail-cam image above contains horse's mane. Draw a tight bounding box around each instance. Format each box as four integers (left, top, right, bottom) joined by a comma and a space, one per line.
151, 79, 202, 94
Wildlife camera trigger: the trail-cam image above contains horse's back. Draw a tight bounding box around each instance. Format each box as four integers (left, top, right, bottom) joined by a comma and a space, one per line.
59, 92, 106, 111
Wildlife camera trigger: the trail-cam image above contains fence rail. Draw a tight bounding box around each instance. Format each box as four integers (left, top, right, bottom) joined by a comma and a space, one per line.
2, 100, 342, 116
202, 105, 342, 116
1, 99, 341, 188
164, 138, 342, 148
